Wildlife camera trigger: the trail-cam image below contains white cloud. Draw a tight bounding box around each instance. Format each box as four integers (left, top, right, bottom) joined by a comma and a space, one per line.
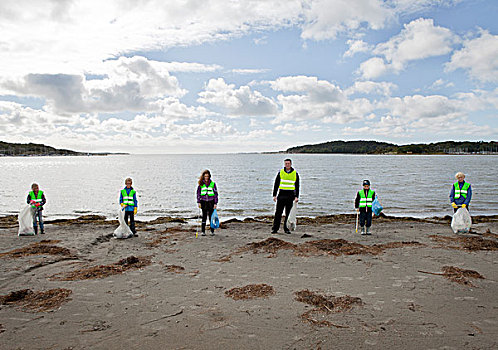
1, 56, 186, 114
346, 81, 396, 96
231, 68, 270, 74
446, 30, 498, 83
270, 76, 372, 124
197, 78, 278, 117
344, 39, 371, 57
301, 0, 393, 40
359, 18, 456, 78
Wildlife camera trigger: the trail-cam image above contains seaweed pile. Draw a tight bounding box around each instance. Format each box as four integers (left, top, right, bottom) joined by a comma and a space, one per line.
295, 289, 362, 328
419, 266, 485, 287
225, 284, 275, 300
0, 240, 74, 259
429, 235, 498, 251
0, 288, 72, 312
51, 256, 151, 280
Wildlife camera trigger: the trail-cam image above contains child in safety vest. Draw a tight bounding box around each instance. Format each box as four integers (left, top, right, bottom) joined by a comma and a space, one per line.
119, 177, 138, 236
196, 169, 218, 236
355, 180, 376, 235
27, 183, 47, 234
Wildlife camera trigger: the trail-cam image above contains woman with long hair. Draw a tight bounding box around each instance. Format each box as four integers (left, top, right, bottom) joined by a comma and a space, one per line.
196, 169, 218, 236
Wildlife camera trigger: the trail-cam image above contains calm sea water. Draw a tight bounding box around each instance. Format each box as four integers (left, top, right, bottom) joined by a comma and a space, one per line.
1, 154, 496, 220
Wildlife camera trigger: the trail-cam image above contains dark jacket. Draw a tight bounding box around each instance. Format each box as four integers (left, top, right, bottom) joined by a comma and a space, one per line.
355, 189, 376, 213
27, 192, 47, 211
449, 181, 472, 206
273, 167, 300, 199
197, 180, 218, 204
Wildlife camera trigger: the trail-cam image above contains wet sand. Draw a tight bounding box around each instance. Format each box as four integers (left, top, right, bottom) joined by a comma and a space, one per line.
1, 214, 497, 350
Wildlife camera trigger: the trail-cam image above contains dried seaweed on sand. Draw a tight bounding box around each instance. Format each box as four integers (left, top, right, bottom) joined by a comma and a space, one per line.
225, 284, 275, 300
51, 256, 151, 280
418, 266, 485, 287
0, 288, 72, 312
0, 240, 74, 259
429, 235, 498, 251
295, 290, 362, 328
165, 265, 185, 273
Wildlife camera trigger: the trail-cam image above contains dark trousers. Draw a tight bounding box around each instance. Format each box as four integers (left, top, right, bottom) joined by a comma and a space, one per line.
359, 209, 372, 228
33, 209, 44, 233
272, 197, 294, 232
124, 211, 136, 233
201, 200, 215, 233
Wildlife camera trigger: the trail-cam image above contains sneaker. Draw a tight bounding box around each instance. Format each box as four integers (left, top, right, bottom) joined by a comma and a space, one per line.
284, 230, 291, 234
366, 228, 372, 235
271, 230, 278, 234
40, 231, 45, 235
210, 232, 215, 236
133, 233, 139, 237
360, 227, 366, 235
201, 232, 206, 236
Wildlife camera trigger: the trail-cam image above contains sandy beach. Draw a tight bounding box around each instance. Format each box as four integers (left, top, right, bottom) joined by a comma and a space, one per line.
1, 214, 497, 350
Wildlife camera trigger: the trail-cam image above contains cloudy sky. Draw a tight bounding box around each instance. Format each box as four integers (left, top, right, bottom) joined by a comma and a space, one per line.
0, 0, 497, 153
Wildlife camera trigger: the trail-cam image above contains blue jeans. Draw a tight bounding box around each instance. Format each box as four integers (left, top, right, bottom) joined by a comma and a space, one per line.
33, 209, 44, 233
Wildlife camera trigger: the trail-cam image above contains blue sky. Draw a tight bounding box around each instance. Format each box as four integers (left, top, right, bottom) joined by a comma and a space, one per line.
0, 0, 496, 153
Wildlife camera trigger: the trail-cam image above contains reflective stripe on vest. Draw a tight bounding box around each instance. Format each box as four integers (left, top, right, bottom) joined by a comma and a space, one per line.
200, 181, 215, 196
358, 189, 374, 208
454, 182, 470, 199
279, 169, 296, 190
121, 189, 136, 206
29, 190, 43, 207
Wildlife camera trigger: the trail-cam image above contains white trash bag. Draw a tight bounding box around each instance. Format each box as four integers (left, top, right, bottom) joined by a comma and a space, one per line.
114, 208, 133, 239
287, 202, 297, 231
18, 205, 35, 236
451, 207, 472, 234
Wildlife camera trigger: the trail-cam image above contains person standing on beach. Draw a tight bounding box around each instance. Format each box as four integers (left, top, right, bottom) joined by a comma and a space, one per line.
27, 183, 46, 235
272, 159, 299, 234
197, 169, 218, 236
120, 178, 138, 236
355, 180, 375, 235
450, 172, 472, 212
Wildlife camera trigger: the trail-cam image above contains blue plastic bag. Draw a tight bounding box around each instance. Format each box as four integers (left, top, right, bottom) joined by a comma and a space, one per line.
372, 196, 383, 216
210, 209, 220, 229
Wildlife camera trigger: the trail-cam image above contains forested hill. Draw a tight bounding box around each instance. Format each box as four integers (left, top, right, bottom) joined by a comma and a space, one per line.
0, 141, 124, 156
285, 140, 498, 154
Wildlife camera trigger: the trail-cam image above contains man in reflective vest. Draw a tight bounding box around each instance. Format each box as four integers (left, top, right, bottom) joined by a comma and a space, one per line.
26, 183, 47, 234
450, 172, 472, 212
355, 180, 376, 235
271, 159, 299, 234
119, 177, 138, 236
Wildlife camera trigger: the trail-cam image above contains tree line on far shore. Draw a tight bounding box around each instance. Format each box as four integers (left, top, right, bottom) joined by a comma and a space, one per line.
285, 140, 498, 155
0, 141, 123, 156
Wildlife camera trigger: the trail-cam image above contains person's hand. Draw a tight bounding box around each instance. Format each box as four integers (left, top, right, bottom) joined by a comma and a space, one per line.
273, 196, 277, 202
121, 203, 126, 208
355, 208, 359, 213
214, 204, 217, 209
451, 202, 458, 208
134, 207, 137, 215
35, 203, 40, 207
461, 204, 467, 208
294, 197, 299, 203
198, 203, 201, 209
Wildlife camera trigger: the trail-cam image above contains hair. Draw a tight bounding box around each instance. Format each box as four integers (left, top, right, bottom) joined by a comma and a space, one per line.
199, 169, 211, 186
125, 177, 133, 184
284, 158, 292, 163
31, 183, 38, 189
455, 172, 465, 179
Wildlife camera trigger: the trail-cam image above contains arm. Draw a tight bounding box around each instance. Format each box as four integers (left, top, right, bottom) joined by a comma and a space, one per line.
119, 191, 124, 204
196, 186, 201, 203
41, 193, 47, 206
272, 174, 280, 197
354, 192, 360, 209
464, 185, 472, 206
213, 183, 218, 205
294, 173, 300, 199
449, 185, 455, 203
133, 192, 138, 208
27, 194, 31, 205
